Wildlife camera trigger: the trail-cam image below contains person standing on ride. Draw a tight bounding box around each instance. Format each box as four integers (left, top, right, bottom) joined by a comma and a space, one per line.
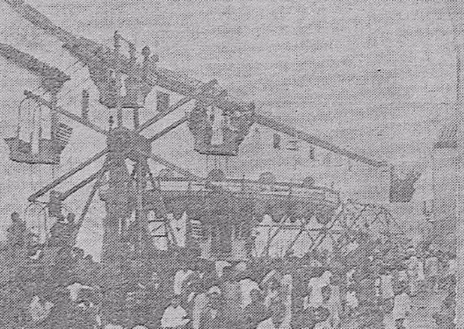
6, 211, 27, 249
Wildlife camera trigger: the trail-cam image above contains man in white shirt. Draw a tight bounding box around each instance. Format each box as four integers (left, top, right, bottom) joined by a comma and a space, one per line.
306, 269, 327, 308
174, 266, 194, 296
393, 286, 411, 329
161, 295, 190, 328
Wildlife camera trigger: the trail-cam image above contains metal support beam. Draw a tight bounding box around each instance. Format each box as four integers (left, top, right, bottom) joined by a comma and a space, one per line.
60, 168, 106, 200
260, 216, 288, 257
254, 113, 386, 168
140, 151, 204, 182
148, 115, 188, 143
24, 91, 109, 136
28, 148, 109, 202
71, 164, 107, 244
136, 79, 220, 133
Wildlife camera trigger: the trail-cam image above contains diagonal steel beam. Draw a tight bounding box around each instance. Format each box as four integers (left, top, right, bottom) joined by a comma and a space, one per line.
254, 113, 386, 168
28, 148, 109, 202
259, 215, 288, 257
137, 96, 192, 133
60, 167, 107, 200
71, 164, 108, 244
137, 79, 223, 133
24, 91, 109, 136
139, 150, 204, 182
148, 115, 188, 143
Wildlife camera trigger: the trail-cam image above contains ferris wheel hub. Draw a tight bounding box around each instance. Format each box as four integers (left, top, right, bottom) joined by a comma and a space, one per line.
107, 127, 151, 161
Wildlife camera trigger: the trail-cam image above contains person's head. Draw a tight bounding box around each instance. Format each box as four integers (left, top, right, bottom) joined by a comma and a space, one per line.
207, 286, 221, 308
395, 318, 405, 328
171, 295, 181, 307
11, 212, 20, 222
72, 247, 84, 259
222, 266, 233, 280
268, 278, 280, 291
67, 213, 75, 224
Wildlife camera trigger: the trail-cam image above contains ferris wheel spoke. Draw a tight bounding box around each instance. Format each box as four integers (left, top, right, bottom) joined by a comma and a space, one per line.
71, 164, 108, 245
147, 115, 188, 143
136, 79, 222, 133
28, 148, 109, 202
136, 96, 192, 133
139, 150, 203, 182
24, 91, 109, 136
59, 166, 107, 201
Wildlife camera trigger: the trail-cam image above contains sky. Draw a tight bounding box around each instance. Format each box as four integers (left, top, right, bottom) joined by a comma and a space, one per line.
0, 0, 460, 259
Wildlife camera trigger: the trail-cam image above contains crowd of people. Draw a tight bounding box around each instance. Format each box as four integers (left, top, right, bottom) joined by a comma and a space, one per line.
0, 212, 457, 329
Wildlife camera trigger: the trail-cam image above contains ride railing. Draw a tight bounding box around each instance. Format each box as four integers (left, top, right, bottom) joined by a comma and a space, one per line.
156, 176, 340, 207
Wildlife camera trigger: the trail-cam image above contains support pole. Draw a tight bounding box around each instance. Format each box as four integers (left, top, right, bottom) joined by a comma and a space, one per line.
114, 31, 123, 128
71, 163, 107, 245
28, 148, 109, 201
445, 1, 464, 326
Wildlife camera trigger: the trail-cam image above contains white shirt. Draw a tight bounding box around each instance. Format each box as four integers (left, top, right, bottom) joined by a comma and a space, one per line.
393, 293, 411, 320
381, 274, 394, 300
29, 296, 53, 322
174, 269, 193, 295
307, 276, 326, 307
448, 259, 457, 276
321, 271, 332, 286
240, 278, 260, 308
161, 305, 189, 328
346, 291, 358, 308
66, 282, 93, 301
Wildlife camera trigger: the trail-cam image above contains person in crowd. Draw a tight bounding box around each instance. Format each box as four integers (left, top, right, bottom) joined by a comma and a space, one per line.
45, 285, 74, 329
306, 268, 327, 309
244, 289, 269, 329
174, 262, 194, 297
28, 293, 54, 328
392, 284, 411, 329
190, 277, 211, 329
264, 277, 281, 309
406, 252, 419, 297
345, 283, 358, 317
221, 266, 245, 328
257, 299, 286, 329
69, 299, 98, 329
327, 275, 342, 329
199, 289, 225, 329
48, 213, 77, 247
313, 285, 333, 329
161, 295, 190, 328
425, 250, 439, 293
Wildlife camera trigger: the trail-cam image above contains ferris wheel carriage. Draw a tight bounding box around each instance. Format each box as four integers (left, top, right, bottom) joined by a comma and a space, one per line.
188, 103, 254, 156
4, 98, 73, 165
4, 137, 62, 164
